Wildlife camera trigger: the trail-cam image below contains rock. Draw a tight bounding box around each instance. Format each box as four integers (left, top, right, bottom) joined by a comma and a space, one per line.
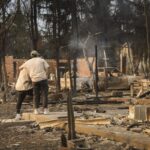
28, 129, 35, 134
111, 91, 123, 97
143, 129, 150, 135
30, 122, 39, 129
130, 127, 142, 133
111, 117, 123, 125
43, 127, 53, 133
12, 143, 20, 147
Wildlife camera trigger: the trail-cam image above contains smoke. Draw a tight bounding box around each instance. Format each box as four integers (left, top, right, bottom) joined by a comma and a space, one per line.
69, 33, 98, 57
68, 32, 117, 68
69, 32, 110, 57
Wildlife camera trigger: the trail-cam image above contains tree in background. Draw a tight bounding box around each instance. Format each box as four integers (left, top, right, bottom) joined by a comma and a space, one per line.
0, 0, 15, 102
114, 0, 150, 75
6, 0, 32, 58
0, 0, 150, 91
30, 0, 39, 50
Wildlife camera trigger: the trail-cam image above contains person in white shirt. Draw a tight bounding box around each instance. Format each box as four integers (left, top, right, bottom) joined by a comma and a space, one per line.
19, 50, 50, 114
15, 68, 33, 120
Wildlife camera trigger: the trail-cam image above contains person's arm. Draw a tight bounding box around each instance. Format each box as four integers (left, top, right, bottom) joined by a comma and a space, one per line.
19, 64, 24, 70
19, 61, 27, 70
43, 60, 50, 78
46, 67, 50, 79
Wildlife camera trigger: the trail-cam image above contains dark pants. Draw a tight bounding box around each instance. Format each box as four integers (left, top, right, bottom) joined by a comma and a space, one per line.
16, 89, 33, 114
32, 80, 48, 109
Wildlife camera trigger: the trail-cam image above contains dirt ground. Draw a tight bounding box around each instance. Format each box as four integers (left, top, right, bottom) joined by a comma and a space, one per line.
0, 92, 144, 150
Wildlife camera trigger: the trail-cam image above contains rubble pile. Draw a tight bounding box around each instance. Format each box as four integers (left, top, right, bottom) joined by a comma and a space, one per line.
0, 78, 150, 150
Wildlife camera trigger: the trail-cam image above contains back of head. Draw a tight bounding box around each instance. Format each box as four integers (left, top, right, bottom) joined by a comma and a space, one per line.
30, 50, 40, 58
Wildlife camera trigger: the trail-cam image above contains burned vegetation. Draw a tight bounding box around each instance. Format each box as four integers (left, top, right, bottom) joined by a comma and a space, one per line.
0, 0, 150, 150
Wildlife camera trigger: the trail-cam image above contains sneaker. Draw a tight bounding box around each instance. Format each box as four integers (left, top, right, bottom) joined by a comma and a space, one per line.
15, 114, 21, 120
43, 108, 50, 115
34, 108, 40, 115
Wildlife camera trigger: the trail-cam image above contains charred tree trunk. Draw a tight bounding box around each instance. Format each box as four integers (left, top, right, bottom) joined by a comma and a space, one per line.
0, 57, 2, 85
68, 48, 73, 92
144, 0, 150, 77
30, 0, 38, 50
56, 0, 61, 92
95, 45, 99, 99
70, 0, 78, 95
17, 0, 21, 13
52, 0, 60, 92
33, 0, 38, 50
30, 0, 34, 49
56, 47, 61, 92
1, 56, 7, 103
67, 91, 76, 140
0, 4, 8, 102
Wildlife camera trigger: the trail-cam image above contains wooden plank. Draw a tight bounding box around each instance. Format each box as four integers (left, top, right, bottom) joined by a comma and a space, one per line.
22, 113, 110, 129
22, 112, 81, 122
22, 112, 150, 149
135, 99, 150, 105
128, 105, 150, 121
38, 118, 111, 129
74, 125, 150, 150
0, 119, 34, 127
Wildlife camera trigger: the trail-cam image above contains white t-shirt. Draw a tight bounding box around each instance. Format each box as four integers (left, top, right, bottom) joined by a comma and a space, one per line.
19, 57, 49, 82
15, 68, 32, 91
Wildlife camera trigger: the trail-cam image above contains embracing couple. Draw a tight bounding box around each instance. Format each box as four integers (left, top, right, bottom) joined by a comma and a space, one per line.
15, 50, 50, 120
